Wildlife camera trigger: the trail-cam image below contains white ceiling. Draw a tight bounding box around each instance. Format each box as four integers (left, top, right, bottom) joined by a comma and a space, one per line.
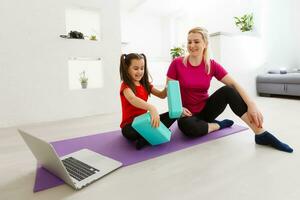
120, 0, 194, 16
120, 0, 248, 17
120, 0, 145, 13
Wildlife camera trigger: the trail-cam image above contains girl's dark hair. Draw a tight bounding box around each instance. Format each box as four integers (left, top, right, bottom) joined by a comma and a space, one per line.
119, 53, 152, 94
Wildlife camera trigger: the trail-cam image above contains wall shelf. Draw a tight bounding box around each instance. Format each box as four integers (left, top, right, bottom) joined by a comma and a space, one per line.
68, 57, 104, 90
209, 31, 259, 38
65, 7, 101, 41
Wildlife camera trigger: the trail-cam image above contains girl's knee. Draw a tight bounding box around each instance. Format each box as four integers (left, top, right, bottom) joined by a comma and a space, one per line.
121, 125, 139, 141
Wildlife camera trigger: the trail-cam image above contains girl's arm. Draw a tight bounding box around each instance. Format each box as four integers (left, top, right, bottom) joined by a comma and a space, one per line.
220, 74, 263, 128
151, 77, 174, 98
151, 87, 167, 99
123, 88, 160, 127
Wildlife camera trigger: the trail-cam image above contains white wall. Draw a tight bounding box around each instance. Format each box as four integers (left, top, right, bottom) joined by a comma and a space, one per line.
121, 12, 170, 59
209, 33, 265, 96
171, 0, 260, 45
260, 0, 296, 69
0, 0, 121, 128
121, 11, 172, 87
291, 0, 300, 67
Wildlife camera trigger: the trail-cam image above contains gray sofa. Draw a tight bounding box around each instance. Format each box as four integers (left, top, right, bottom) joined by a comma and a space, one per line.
256, 73, 300, 97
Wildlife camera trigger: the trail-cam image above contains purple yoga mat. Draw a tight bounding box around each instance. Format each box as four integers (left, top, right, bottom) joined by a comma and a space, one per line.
33, 124, 247, 192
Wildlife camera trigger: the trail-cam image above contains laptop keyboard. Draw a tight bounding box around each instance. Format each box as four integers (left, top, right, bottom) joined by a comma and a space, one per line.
62, 157, 100, 181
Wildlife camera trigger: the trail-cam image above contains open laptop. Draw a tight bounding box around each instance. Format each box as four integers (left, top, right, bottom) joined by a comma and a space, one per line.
18, 129, 122, 190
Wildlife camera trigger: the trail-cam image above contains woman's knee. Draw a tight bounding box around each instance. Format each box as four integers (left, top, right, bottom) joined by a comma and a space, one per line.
220, 85, 236, 96
177, 118, 208, 137
220, 86, 247, 117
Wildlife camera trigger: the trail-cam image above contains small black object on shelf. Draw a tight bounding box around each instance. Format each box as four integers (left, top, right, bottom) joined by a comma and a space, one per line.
69, 30, 84, 39
60, 35, 68, 38
60, 31, 84, 39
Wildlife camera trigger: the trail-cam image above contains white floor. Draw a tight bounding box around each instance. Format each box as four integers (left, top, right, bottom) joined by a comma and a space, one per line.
1, 96, 300, 200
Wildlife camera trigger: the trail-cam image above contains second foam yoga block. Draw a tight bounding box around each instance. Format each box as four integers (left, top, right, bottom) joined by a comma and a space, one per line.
168, 80, 183, 118
132, 113, 172, 145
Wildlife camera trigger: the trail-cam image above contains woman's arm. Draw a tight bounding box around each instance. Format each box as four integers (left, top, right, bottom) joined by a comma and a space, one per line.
123, 88, 160, 127
221, 75, 254, 106
220, 74, 263, 128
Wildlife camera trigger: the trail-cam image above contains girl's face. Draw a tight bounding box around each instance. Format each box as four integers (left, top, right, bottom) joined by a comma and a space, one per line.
128, 59, 145, 84
187, 32, 207, 57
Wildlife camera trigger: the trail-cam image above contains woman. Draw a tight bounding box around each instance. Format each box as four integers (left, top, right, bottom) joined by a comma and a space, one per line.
166, 27, 293, 153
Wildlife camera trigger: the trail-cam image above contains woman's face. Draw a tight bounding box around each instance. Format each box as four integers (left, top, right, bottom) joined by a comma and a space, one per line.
128, 59, 145, 84
187, 32, 207, 57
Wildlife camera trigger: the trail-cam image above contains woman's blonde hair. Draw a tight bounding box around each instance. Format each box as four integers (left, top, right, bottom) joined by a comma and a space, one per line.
183, 27, 211, 74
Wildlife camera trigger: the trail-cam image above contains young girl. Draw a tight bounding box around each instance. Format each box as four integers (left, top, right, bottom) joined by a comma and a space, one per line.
119, 53, 176, 150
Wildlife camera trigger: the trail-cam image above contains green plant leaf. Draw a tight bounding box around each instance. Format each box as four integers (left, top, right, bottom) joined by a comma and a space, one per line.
234, 13, 254, 32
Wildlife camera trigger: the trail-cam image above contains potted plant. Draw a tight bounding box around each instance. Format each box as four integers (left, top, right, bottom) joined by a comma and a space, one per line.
170, 45, 185, 59
234, 13, 254, 32
90, 35, 97, 41
79, 70, 88, 89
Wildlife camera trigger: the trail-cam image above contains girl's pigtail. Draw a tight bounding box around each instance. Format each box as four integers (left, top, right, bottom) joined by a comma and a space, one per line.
140, 53, 151, 95
119, 54, 127, 81
140, 53, 152, 82
120, 53, 136, 94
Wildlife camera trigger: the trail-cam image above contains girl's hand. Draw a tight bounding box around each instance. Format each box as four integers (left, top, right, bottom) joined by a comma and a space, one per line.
247, 103, 264, 128
149, 105, 160, 128
181, 107, 192, 117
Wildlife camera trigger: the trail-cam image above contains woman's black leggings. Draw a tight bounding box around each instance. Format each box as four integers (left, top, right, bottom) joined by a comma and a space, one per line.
121, 112, 177, 142
177, 86, 248, 137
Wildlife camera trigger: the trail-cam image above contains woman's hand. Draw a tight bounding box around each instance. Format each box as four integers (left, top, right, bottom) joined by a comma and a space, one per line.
247, 103, 264, 128
149, 105, 160, 128
181, 107, 192, 117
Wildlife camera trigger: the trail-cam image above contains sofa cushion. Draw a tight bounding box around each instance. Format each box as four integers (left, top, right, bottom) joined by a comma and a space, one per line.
257, 73, 300, 84
268, 69, 287, 74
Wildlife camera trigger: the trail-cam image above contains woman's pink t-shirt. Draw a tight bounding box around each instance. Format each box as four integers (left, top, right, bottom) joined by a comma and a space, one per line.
167, 57, 228, 114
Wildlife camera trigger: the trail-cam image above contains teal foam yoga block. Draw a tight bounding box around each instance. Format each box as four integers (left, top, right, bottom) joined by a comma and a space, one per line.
167, 80, 183, 118
132, 113, 172, 145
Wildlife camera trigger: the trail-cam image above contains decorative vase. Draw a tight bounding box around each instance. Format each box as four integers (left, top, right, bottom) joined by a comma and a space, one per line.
81, 82, 88, 89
